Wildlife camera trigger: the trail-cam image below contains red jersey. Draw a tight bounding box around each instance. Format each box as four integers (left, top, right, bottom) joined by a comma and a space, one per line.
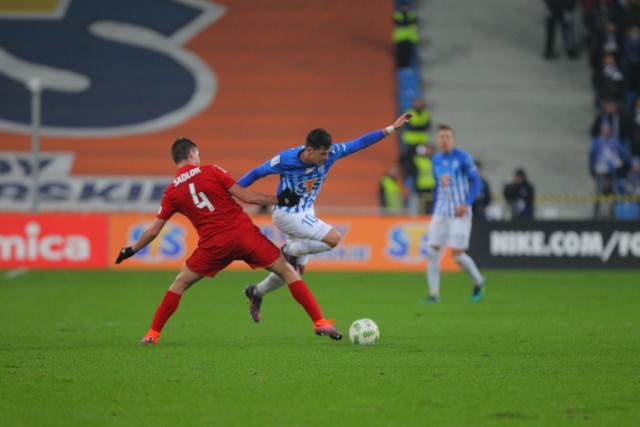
157, 164, 255, 249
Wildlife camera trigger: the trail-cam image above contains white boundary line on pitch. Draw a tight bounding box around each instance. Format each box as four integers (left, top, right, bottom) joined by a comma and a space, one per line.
4, 267, 29, 280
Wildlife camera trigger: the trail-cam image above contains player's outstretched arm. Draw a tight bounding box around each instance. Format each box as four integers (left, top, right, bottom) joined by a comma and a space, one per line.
115, 218, 167, 264
337, 112, 414, 159
228, 184, 300, 207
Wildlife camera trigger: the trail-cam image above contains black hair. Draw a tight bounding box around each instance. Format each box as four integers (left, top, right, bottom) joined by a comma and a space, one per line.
171, 138, 197, 164
515, 168, 527, 181
305, 128, 333, 150
437, 124, 454, 133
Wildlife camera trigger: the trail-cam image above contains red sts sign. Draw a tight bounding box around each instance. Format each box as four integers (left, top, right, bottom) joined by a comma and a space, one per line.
0, 214, 108, 268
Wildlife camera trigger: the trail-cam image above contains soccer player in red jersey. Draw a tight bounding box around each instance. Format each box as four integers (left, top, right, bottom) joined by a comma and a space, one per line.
115, 138, 343, 344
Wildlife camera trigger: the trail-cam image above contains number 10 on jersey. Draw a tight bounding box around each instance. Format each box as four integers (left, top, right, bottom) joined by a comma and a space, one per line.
189, 183, 215, 211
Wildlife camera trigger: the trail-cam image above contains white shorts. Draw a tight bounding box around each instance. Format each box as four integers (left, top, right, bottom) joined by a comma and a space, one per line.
272, 208, 332, 265
428, 215, 472, 250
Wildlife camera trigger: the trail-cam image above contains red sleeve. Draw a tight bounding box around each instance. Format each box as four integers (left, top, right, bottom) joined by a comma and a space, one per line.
156, 190, 177, 220
212, 165, 236, 189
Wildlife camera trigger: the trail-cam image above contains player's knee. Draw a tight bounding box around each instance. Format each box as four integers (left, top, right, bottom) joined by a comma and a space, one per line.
452, 250, 465, 261
428, 247, 441, 264
283, 266, 301, 284
169, 281, 189, 295
323, 228, 341, 248
298, 264, 307, 275
170, 264, 201, 294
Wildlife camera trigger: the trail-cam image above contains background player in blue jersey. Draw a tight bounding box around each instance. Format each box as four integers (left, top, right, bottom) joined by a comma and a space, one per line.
422, 124, 486, 303
238, 113, 412, 318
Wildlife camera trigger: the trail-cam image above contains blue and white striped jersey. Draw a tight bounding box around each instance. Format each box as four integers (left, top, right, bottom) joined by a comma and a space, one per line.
432, 147, 482, 217
238, 130, 385, 213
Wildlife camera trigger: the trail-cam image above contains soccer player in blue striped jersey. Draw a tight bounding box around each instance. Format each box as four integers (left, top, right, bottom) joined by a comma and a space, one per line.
422, 124, 486, 303
238, 113, 412, 315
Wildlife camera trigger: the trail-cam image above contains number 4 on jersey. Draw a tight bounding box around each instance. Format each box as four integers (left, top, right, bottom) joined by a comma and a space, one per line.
189, 183, 215, 212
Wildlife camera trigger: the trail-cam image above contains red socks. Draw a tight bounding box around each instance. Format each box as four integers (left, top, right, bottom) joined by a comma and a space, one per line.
150, 290, 182, 333
288, 280, 323, 323
150, 283, 320, 333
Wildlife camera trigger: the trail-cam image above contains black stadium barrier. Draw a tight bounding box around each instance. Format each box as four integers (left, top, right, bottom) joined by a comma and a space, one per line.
467, 221, 640, 269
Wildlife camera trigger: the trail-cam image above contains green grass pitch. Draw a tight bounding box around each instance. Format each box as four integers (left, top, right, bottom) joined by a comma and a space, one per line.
1, 269, 639, 426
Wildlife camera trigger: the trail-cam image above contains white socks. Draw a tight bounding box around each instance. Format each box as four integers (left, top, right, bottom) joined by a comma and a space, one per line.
427, 248, 442, 297
255, 273, 286, 297
427, 250, 484, 298
287, 239, 331, 256
454, 253, 484, 286
254, 240, 330, 297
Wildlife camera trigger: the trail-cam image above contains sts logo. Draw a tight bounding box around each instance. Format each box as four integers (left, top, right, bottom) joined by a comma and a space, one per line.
385, 222, 430, 263
295, 177, 322, 194
128, 222, 186, 263
0, 0, 225, 136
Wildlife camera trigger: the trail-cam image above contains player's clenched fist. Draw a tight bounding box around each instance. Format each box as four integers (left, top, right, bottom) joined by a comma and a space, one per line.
276, 188, 300, 207
115, 246, 135, 264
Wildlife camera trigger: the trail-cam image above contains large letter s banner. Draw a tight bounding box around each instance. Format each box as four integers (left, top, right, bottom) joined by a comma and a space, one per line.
0, 0, 225, 136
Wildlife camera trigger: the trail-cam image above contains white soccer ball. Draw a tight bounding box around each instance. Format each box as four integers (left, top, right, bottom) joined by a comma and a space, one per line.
349, 318, 380, 345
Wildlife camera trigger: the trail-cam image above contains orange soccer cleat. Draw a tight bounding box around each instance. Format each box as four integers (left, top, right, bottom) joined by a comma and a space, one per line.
139, 329, 160, 345
314, 318, 343, 341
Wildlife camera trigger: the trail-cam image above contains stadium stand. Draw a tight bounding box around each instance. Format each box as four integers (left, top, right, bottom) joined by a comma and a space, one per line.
413, 0, 598, 219
583, 0, 640, 219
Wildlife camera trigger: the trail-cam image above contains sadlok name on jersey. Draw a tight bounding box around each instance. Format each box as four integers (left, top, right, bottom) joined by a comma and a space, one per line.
173, 167, 201, 186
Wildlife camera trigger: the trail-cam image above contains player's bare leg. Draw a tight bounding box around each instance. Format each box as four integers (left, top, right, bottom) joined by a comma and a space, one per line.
451, 248, 486, 302
253, 227, 341, 297
140, 264, 202, 345
250, 254, 342, 340
245, 253, 307, 322
250, 246, 297, 298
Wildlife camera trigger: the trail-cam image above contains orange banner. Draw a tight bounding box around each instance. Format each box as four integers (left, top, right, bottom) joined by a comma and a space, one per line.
247, 215, 459, 272
108, 214, 199, 269
107, 214, 459, 272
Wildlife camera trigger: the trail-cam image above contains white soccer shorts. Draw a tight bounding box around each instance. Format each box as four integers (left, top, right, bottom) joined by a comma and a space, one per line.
272, 208, 332, 265
427, 215, 472, 250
